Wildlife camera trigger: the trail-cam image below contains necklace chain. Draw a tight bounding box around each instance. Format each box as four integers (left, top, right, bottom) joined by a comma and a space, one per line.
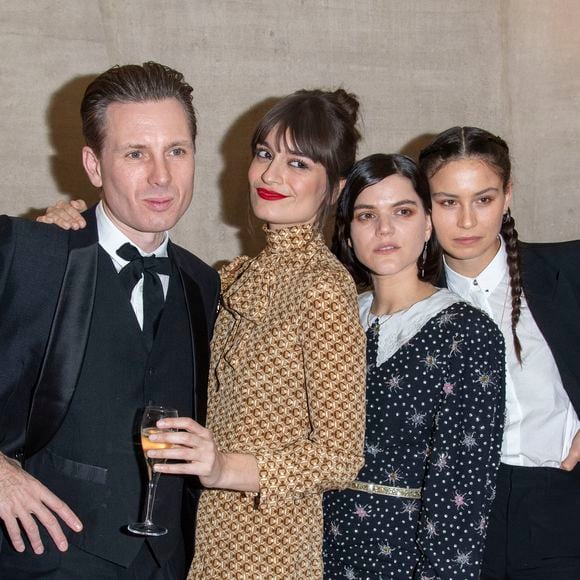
367, 310, 393, 330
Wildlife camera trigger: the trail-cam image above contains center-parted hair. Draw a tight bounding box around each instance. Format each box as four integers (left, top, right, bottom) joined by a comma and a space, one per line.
332, 153, 441, 289
251, 88, 361, 227
419, 126, 523, 362
81, 61, 196, 156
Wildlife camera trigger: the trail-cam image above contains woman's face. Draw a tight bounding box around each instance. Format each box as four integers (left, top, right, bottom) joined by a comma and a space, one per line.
349, 174, 432, 283
429, 158, 511, 276
248, 127, 329, 230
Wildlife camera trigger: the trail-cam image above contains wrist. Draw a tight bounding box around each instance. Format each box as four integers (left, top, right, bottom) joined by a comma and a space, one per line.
201, 452, 260, 493
201, 450, 226, 489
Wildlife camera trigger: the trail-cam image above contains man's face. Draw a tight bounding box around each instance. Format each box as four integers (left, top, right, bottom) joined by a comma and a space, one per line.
83, 98, 195, 249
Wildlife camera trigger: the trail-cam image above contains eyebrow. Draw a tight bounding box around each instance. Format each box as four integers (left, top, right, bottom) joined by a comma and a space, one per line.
121, 140, 194, 150
354, 199, 419, 210
255, 139, 308, 158
431, 187, 499, 198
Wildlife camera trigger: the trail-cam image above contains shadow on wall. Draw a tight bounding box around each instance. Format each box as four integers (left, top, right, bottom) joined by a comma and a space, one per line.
19, 74, 99, 220
216, 96, 280, 263
398, 133, 437, 161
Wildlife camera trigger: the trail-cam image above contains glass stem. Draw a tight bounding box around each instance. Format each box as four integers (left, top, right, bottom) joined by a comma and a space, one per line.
143, 470, 161, 524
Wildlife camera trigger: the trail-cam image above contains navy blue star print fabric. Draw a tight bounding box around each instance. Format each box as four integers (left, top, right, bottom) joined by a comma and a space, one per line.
323, 301, 505, 579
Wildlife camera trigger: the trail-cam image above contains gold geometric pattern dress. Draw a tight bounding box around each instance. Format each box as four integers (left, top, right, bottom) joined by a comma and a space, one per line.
188, 224, 366, 579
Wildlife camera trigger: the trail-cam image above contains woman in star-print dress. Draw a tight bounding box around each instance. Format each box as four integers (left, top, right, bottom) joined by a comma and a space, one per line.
323, 154, 505, 579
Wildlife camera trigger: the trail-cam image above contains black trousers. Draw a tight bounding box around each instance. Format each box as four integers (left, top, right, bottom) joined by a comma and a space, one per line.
0, 535, 185, 580
481, 462, 580, 579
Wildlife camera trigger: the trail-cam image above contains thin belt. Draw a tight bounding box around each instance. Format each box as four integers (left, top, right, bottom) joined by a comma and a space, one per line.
347, 480, 422, 499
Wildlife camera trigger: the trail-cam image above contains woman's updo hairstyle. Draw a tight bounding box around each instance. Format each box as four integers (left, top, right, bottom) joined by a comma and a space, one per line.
333, 153, 441, 289
419, 126, 523, 363
251, 88, 361, 227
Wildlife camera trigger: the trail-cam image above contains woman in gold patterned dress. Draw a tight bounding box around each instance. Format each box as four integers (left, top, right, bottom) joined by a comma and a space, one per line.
152, 89, 368, 579
39, 89, 367, 578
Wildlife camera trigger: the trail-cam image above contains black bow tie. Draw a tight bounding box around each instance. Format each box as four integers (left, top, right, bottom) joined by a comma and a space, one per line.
116, 242, 171, 350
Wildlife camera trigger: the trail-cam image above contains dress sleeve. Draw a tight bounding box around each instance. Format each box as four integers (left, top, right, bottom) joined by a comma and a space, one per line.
415, 306, 506, 579
254, 272, 366, 505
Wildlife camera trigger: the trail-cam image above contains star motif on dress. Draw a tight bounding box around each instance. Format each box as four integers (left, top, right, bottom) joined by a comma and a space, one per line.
436, 311, 458, 327
369, 319, 381, 338
453, 550, 472, 569
344, 566, 358, 580
400, 500, 420, 520
407, 406, 427, 428
449, 334, 463, 355
434, 411, 441, 428
485, 474, 497, 502
475, 514, 487, 536
329, 520, 342, 539
387, 374, 403, 392
425, 517, 439, 539
452, 490, 469, 510
442, 381, 455, 397
366, 442, 382, 457
421, 444, 431, 458
422, 352, 440, 369
385, 467, 402, 485
433, 452, 449, 471
476, 369, 496, 392
353, 503, 371, 520
420, 575, 436, 580
461, 431, 477, 450
377, 540, 395, 558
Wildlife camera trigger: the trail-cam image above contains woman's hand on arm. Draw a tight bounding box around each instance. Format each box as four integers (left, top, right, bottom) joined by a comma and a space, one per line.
36, 199, 88, 230
561, 429, 580, 471
146, 417, 260, 492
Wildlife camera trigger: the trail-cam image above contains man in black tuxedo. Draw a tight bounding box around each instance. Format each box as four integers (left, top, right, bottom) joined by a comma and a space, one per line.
0, 62, 220, 579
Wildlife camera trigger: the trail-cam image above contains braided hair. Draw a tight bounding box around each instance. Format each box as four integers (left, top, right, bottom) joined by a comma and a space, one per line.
419, 127, 523, 362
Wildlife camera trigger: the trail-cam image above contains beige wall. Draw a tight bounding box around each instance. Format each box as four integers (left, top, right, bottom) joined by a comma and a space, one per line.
1, 1, 578, 265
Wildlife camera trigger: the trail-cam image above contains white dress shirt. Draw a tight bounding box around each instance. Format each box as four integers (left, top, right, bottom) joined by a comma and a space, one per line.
96, 202, 169, 330
444, 238, 580, 467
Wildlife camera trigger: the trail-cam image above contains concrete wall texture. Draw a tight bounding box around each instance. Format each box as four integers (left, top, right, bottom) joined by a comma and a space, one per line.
1, 1, 578, 265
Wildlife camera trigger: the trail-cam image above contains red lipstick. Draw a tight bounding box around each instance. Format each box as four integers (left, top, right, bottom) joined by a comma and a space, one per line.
257, 188, 286, 201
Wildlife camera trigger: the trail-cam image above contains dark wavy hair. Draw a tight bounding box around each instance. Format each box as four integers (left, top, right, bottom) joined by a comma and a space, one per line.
419, 126, 523, 362
332, 153, 441, 289
251, 88, 361, 227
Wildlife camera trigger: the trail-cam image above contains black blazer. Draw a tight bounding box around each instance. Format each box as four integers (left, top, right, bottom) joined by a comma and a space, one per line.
440, 240, 580, 416
0, 207, 220, 460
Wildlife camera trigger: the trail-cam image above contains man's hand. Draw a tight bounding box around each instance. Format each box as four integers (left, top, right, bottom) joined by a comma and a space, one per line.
0, 453, 82, 554
561, 429, 580, 471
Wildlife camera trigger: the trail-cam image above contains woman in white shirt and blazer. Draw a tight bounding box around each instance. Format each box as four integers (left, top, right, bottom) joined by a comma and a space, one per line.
419, 126, 580, 580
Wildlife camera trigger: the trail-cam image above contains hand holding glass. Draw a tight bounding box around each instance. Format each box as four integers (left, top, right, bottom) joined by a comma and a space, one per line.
128, 405, 178, 536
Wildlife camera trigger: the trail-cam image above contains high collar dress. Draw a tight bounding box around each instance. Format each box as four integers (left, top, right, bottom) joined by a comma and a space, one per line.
188, 224, 367, 579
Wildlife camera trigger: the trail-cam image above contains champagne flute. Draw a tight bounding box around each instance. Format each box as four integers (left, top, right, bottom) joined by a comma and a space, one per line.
128, 405, 178, 536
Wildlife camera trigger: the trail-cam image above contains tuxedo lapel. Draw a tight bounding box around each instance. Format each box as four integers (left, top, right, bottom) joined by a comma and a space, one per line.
169, 242, 210, 425
25, 209, 99, 457
521, 244, 580, 412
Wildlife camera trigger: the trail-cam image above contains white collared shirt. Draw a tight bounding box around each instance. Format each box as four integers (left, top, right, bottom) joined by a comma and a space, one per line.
445, 238, 580, 467
96, 202, 169, 330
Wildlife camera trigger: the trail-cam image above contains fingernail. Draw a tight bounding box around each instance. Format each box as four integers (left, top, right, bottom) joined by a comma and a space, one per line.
59, 541, 68, 551
34, 546, 44, 555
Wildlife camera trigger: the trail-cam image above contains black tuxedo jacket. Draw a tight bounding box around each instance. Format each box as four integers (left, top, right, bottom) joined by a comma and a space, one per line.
440, 240, 580, 416
0, 207, 219, 461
